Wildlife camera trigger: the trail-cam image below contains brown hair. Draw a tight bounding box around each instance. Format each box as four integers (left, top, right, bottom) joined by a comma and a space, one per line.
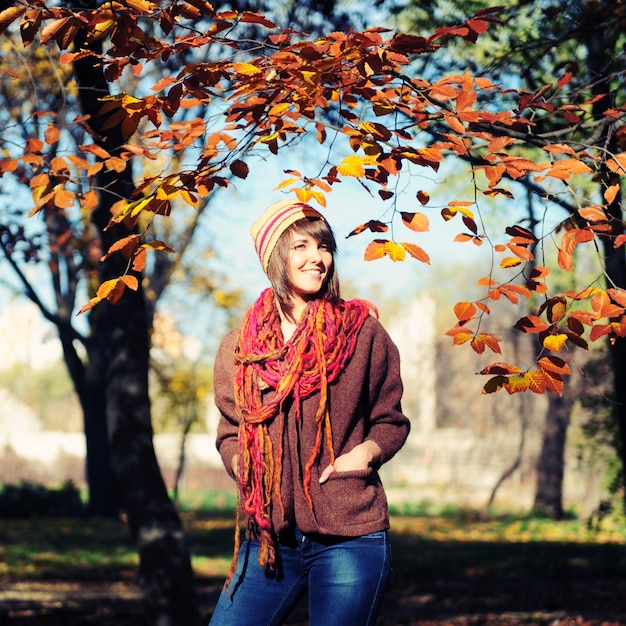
266, 216, 341, 318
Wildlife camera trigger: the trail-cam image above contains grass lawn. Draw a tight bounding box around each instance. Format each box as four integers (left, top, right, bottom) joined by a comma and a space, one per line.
0, 508, 625, 625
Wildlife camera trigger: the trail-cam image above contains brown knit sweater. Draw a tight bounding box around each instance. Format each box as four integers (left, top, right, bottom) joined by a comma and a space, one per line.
214, 315, 410, 543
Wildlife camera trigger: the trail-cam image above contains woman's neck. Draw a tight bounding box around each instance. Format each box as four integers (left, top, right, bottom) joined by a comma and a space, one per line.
278, 297, 307, 342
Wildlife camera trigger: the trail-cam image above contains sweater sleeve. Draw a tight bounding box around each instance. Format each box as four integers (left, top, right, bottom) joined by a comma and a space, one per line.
213, 329, 240, 480
363, 318, 411, 465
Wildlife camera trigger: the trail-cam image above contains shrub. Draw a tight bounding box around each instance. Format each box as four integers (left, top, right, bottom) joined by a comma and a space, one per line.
0, 480, 85, 518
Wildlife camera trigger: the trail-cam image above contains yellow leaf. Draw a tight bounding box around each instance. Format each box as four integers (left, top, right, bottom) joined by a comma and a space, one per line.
337, 155, 366, 178
269, 103, 291, 117
452, 331, 474, 346
364, 239, 405, 262
274, 177, 301, 190
543, 334, 568, 352
500, 257, 522, 269
233, 62, 261, 76
295, 188, 314, 203
504, 375, 530, 394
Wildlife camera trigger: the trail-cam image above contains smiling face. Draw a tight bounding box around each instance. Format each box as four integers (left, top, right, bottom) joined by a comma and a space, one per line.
288, 231, 333, 306
266, 216, 340, 321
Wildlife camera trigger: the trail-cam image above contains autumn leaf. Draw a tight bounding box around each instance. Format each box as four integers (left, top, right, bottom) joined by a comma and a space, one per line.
543, 333, 568, 352
503, 375, 530, 394
579, 205, 608, 223
230, 159, 249, 178
400, 212, 429, 232
233, 62, 261, 76
346, 221, 388, 237
364, 239, 406, 262
53, 188, 76, 209
500, 257, 522, 269
513, 315, 550, 333
604, 184, 620, 204
78, 277, 126, 314
454, 301, 477, 322
479, 362, 522, 375
445, 326, 474, 345
337, 155, 367, 177
101, 234, 141, 261
416, 190, 430, 204
547, 158, 594, 180
401, 242, 430, 263
477, 333, 501, 353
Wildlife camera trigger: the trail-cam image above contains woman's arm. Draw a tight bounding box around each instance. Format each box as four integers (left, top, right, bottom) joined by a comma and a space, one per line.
214, 329, 240, 481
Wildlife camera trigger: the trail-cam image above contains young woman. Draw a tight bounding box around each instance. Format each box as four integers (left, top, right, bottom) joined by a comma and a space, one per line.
210, 199, 410, 626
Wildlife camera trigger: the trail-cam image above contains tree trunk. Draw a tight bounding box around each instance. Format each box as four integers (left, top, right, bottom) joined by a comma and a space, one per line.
582, 0, 626, 514
532, 391, 572, 519
57, 322, 118, 517
70, 7, 199, 624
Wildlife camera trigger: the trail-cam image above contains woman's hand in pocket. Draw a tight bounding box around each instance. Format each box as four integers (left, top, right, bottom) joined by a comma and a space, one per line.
318, 440, 382, 483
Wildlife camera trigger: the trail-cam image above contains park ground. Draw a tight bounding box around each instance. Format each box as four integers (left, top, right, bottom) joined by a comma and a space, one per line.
1, 508, 625, 625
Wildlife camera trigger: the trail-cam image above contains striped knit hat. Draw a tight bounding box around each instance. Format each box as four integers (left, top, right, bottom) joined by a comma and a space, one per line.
250, 199, 325, 272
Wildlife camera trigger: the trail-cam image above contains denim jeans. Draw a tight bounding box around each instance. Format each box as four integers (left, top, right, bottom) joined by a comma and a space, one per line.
209, 529, 391, 626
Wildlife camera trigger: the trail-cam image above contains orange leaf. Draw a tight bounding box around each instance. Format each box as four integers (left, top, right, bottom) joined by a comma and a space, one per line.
513, 315, 550, 333
544, 158, 593, 180
477, 333, 501, 354
538, 355, 571, 376
401, 242, 430, 264
364, 239, 405, 262
479, 362, 522, 375
606, 153, 626, 174
132, 248, 146, 272
525, 371, 547, 394
471, 337, 485, 354
579, 206, 607, 222
454, 301, 477, 322
54, 188, 76, 208
543, 143, 577, 156
604, 184, 620, 204
44, 124, 61, 145
557, 248, 574, 271
400, 212, 429, 232
121, 275, 139, 291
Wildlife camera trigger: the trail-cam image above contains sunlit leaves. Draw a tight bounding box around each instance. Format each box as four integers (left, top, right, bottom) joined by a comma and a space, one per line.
78, 275, 139, 314
3, 1, 626, 397
364, 239, 406, 262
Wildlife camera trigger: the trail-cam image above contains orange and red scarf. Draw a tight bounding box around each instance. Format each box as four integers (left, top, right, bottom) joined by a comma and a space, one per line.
229, 287, 373, 579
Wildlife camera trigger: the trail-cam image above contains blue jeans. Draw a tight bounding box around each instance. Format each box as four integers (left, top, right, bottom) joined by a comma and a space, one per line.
209, 529, 391, 626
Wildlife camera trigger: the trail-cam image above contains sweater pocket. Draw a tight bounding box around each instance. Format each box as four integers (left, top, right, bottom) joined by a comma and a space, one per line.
317, 467, 384, 530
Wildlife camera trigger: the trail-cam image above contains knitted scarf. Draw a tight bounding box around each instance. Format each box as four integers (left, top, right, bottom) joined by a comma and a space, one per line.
229, 287, 373, 581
